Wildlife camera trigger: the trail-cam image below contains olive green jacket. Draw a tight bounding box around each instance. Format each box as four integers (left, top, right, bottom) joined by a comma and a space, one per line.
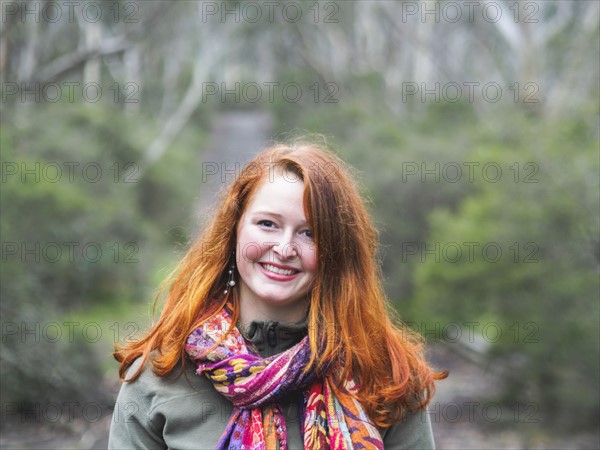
108, 318, 435, 449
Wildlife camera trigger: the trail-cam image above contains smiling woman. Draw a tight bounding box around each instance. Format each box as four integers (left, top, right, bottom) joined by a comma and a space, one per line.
236, 168, 317, 326
109, 140, 447, 449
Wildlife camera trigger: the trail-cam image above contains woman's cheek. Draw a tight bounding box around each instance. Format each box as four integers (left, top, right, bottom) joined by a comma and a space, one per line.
238, 226, 268, 262
241, 241, 263, 261
302, 245, 318, 271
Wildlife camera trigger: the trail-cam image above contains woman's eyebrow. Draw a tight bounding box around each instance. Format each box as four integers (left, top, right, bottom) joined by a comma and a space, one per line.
252, 211, 308, 226
252, 211, 283, 219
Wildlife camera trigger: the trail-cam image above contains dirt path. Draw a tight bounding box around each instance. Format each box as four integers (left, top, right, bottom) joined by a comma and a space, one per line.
428, 344, 599, 449
195, 110, 274, 224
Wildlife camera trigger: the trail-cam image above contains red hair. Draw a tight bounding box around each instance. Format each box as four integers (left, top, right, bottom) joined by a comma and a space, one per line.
114, 140, 446, 427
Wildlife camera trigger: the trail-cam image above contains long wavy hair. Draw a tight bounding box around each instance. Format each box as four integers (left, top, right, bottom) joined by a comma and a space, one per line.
114, 139, 446, 427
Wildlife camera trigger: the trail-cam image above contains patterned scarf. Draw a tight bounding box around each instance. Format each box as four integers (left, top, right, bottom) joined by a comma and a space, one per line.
185, 307, 384, 449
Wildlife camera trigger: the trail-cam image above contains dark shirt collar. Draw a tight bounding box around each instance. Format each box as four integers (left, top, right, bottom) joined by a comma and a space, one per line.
238, 316, 309, 358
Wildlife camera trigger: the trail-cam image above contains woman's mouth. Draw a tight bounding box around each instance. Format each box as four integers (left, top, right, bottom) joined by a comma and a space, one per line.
259, 263, 300, 280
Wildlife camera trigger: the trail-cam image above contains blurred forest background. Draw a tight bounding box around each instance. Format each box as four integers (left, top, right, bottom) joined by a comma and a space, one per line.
1, 1, 598, 448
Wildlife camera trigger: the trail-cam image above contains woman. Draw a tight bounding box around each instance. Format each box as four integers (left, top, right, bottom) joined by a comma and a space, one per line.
109, 140, 446, 449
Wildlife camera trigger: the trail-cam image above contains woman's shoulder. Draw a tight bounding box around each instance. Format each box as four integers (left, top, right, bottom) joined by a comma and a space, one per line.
380, 407, 435, 450
110, 357, 235, 449
118, 356, 216, 411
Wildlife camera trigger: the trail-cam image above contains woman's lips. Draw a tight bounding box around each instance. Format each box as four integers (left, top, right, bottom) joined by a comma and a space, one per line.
258, 263, 300, 281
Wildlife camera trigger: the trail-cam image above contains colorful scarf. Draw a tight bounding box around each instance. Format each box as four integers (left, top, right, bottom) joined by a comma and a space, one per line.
185, 307, 384, 449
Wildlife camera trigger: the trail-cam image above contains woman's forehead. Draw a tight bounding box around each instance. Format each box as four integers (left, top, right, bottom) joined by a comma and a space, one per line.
247, 171, 305, 212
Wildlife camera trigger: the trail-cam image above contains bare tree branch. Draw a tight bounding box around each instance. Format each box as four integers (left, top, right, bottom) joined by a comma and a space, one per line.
30, 36, 130, 84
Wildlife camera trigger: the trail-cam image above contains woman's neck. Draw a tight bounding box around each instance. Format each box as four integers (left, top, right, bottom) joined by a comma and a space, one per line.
237, 290, 309, 327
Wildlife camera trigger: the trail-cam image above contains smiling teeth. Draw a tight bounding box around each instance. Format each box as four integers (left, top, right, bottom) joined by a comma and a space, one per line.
263, 264, 296, 276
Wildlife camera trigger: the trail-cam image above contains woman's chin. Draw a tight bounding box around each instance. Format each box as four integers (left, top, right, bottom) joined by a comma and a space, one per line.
252, 291, 308, 309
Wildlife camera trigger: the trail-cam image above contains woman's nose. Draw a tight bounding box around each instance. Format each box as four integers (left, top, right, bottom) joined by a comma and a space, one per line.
272, 233, 300, 260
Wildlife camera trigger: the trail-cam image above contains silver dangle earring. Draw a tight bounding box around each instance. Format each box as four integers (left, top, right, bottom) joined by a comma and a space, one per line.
224, 257, 236, 295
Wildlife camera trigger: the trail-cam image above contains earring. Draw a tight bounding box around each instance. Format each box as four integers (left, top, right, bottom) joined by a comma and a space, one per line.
224, 259, 236, 295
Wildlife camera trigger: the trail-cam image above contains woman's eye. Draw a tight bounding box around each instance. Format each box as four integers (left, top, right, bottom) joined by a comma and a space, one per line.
258, 220, 275, 228
302, 229, 313, 239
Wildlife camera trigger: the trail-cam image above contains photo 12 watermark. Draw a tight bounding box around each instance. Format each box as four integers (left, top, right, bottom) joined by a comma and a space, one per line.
1, 241, 140, 264
1, 82, 140, 104
405, 321, 540, 344
1, 321, 144, 344
199, 1, 340, 24
1, 161, 140, 184
423, 401, 540, 424
200, 160, 340, 184
1, 1, 140, 24
397, 1, 540, 24
400, 161, 540, 184
401, 82, 540, 104
200, 81, 339, 104
401, 241, 540, 264
2, 401, 106, 424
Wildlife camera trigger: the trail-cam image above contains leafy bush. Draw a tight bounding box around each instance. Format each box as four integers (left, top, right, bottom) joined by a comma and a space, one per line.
0, 100, 206, 406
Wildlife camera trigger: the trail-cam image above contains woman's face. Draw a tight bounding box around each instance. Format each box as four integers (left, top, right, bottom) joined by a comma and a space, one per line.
235, 170, 317, 321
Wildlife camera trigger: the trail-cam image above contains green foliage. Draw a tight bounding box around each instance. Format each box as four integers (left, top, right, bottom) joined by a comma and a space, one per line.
0, 101, 206, 406
409, 113, 599, 430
